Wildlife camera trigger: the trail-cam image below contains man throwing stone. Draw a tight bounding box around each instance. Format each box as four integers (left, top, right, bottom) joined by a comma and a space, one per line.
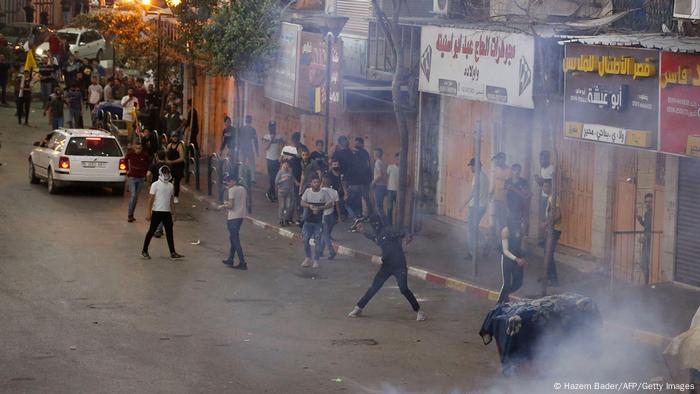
141, 166, 184, 260
348, 216, 425, 321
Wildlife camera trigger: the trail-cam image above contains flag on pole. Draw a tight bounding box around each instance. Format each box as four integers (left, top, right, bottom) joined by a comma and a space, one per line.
24, 49, 38, 72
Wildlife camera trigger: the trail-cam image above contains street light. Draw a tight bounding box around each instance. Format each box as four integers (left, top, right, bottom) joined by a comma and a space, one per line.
320, 16, 347, 155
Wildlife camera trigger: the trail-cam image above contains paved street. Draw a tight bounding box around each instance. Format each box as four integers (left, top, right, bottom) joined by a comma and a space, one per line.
0, 105, 676, 393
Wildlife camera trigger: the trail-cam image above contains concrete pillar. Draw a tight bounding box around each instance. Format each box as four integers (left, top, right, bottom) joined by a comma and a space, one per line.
590, 144, 615, 265
661, 155, 678, 282
435, 94, 447, 216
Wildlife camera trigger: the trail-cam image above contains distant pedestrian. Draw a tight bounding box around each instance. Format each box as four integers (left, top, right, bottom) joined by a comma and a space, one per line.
183, 99, 199, 153
461, 158, 489, 259
43, 87, 65, 129
345, 137, 372, 219
239, 115, 259, 181
371, 147, 388, 222
542, 179, 561, 287
38, 57, 58, 108
121, 88, 139, 143
220, 173, 247, 270
17, 70, 32, 125
126, 143, 150, 222
300, 176, 332, 268
535, 150, 556, 244
497, 218, 526, 304
309, 139, 327, 173
275, 160, 295, 226
219, 116, 235, 156
141, 166, 184, 260
0, 54, 11, 105
505, 163, 530, 235
87, 77, 103, 114
347, 215, 425, 321
319, 175, 340, 260
262, 120, 283, 202
328, 159, 346, 221
65, 84, 83, 128
23, 0, 35, 22
300, 147, 321, 192
386, 152, 399, 225
165, 131, 185, 204
637, 193, 653, 285
288, 132, 307, 221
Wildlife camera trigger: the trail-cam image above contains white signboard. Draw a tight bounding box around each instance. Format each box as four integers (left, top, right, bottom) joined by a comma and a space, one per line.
418, 26, 535, 109
582, 123, 627, 145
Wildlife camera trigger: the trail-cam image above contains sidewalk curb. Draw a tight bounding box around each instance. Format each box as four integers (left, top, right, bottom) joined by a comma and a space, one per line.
181, 185, 673, 350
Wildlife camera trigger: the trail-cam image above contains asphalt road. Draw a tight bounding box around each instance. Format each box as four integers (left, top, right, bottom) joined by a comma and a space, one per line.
0, 104, 673, 394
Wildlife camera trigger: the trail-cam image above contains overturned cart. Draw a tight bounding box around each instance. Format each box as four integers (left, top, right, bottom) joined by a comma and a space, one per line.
479, 293, 602, 375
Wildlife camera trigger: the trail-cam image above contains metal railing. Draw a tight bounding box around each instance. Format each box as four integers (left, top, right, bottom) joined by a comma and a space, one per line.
185, 143, 200, 191
610, 230, 663, 290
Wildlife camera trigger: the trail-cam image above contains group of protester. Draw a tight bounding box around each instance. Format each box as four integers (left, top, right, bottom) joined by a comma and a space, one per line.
460, 150, 562, 303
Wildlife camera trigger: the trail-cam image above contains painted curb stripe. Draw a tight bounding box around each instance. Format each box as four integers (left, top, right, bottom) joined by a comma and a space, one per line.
181, 185, 673, 348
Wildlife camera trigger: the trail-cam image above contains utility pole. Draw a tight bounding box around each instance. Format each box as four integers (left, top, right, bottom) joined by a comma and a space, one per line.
473, 120, 482, 277
323, 32, 332, 156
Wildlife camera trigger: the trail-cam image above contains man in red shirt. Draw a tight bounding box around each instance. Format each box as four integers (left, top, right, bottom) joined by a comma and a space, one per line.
126, 143, 150, 222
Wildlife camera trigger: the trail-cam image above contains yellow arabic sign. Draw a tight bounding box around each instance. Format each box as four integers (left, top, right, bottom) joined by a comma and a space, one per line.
563, 55, 656, 79
660, 65, 700, 88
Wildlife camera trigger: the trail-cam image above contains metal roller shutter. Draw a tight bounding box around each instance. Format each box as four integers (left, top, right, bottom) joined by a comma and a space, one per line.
675, 157, 700, 287
336, 0, 372, 37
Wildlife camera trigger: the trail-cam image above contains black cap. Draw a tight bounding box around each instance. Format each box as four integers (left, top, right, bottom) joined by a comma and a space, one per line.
268, 120, 277, 131
492, 152, 506, 160
468, 158, 481, 167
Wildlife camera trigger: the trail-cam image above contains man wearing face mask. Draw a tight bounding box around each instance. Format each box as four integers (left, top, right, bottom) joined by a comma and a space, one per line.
141, 166, 184, 260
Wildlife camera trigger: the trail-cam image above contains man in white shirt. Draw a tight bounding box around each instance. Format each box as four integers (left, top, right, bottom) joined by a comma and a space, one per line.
220, 174, 248, 270
300, 176, 333, 268
535, 150, 556, 244
386, 152, 400, 225
87, 77, 103, 126
142, 166, 184, 260
121, 88, 139, 143
461, 158, 490, 259
319, 175, 340, 260
262, 120, 284, 202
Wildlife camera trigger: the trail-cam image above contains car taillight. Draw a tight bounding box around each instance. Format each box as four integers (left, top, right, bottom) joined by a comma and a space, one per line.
119, 158, 127, 171
59, 156, 70, 170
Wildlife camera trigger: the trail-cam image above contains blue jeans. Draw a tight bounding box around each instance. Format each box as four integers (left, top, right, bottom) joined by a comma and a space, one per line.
302, 222, 323, 259
40, 81, 53, 107
320, 214, 337, 257
128, 177, 145, 219
52, 116, 64, 130
346, 184, 369, 219
373, 185, 387, 223
386, 190, 397, 225
226, 218, 245, 264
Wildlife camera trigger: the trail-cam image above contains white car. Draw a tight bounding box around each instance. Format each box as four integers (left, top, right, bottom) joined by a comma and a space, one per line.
28, 129, 127, 195
35, 28, 106, 61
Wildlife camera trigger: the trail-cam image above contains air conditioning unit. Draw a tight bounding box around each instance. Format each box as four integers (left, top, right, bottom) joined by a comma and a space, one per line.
674, 0, 700, 20
433, 0, 457, 16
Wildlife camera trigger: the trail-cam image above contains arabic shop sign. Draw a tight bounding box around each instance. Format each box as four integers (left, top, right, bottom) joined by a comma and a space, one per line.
418, 26, 534, 109
563, 44, 659, 150
658, 51, 700, 158
265, 23, 302, 107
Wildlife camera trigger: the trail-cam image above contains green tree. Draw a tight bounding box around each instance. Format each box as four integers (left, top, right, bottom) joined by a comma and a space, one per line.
70, 6, 157, 73
203, 0, 280, 161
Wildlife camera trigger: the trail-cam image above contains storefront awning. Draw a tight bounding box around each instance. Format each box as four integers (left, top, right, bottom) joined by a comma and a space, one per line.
559, 33, 700, 54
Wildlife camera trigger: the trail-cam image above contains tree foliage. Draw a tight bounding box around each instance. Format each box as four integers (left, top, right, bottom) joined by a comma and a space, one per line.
202, 0, 280, 78
70, 6, 157, 71
169, 0, 218, 63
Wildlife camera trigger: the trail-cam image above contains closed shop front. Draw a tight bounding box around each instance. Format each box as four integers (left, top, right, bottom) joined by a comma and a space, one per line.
675, 157, 700, 287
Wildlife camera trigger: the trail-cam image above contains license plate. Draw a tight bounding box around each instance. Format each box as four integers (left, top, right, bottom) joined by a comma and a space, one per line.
82, 161, 106, 168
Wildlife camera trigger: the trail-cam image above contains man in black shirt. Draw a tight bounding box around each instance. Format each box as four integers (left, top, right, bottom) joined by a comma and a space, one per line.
332, 135, 353, 178
504, 163, 531, 235
345, 137, 372, 219
0, 54, 9, 105
145, 84, 161, 132
23, 0, 35, 22
328, 159, 346, 220
309, 139, 327, 173
183, 99, 199, 154
38, 57, 58, 109
636, 193, 653, 285
219, 116, 236, 156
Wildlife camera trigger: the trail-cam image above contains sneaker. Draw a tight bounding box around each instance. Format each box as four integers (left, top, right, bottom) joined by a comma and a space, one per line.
301, 258, 312, 267
328, 252, 337, 260
128, 217, 135, 223
170, 253, 184, 259
266, 192, 273, 202
416, 311, 427, 321
347, 306, 362, 318
141, 251, 151, 260
153, 231, 163, 238
174, 197, 180, 204
312, 260, 319, 268
222, 260, 234, 266
232, 263, 248, 270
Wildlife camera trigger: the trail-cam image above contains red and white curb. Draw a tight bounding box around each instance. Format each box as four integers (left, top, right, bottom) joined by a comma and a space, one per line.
182, 185, 673, 349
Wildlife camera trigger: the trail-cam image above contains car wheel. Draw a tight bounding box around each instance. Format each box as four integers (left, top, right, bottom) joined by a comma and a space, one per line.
29, 159, 40, 184
47, 169, 59, 194
112, 186, 125, 196
96, 49, 103, 62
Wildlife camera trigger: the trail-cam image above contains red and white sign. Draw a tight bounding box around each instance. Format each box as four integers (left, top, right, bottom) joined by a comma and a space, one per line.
659, 51, 700, 156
